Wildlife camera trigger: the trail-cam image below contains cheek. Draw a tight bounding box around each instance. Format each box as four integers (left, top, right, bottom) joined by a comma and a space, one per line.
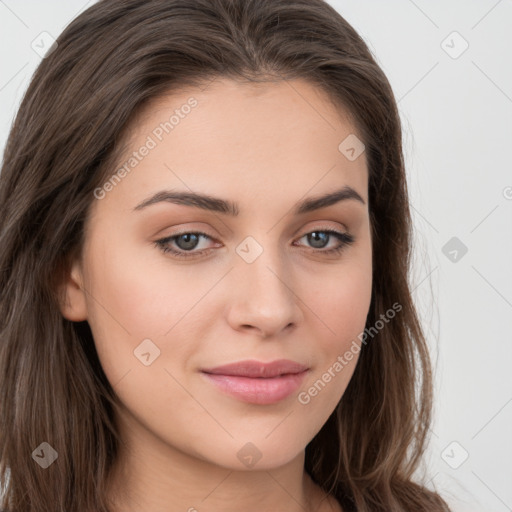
80, 234, 215, 383
320, 273, 371, 330
296, 254, 372, 411
306, 252, 373, 351
82, 232, 214, 334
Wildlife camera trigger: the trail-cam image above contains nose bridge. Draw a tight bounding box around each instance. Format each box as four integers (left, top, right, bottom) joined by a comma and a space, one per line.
235, 233, 289, 293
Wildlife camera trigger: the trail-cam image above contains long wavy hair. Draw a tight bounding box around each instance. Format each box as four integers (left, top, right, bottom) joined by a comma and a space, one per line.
0, 0, 450, 510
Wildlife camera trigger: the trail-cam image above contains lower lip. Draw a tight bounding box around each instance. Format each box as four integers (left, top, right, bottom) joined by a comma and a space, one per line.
201, 370, 308, 405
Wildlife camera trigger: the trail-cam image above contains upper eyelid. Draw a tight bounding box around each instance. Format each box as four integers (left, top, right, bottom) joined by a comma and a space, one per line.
162, 220, 348, 237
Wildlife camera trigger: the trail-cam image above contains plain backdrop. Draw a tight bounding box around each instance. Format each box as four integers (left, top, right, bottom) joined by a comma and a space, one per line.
0, 1, 511, 511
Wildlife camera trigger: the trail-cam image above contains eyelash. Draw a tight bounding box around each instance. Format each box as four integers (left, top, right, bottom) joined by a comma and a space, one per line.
154, 228, 355, 259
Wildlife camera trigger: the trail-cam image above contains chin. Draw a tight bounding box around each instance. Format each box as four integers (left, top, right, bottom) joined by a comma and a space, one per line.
203, 437, 307, 472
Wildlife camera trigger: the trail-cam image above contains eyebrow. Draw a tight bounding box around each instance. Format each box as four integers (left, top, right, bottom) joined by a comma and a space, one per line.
133, 185, 365, 216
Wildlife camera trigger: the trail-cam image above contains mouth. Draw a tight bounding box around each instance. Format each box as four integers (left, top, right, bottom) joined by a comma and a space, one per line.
200, 359, 309, 405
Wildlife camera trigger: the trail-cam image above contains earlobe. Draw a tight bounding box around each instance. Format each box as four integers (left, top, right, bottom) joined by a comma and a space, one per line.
58, 259, 88, 322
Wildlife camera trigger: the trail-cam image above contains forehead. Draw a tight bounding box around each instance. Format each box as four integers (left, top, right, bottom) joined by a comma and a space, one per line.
135, 77, 359, 141
97, 78, 368, 212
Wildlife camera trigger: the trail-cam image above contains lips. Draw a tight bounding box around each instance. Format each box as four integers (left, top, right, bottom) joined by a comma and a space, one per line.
201, 359, 309, 378
200, 359, 309, 405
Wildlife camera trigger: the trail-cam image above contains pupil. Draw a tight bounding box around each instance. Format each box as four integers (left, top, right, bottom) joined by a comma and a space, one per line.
176, 233, 199, 250
308, 232, 328, 248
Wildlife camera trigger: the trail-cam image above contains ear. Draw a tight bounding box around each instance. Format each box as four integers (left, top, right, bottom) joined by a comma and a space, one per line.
57, 258, 88, 322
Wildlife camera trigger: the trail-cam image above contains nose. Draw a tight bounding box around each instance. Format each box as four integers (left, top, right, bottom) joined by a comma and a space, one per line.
226, 242, 303, 338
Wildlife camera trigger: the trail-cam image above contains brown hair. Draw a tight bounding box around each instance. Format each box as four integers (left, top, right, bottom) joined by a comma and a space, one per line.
0, 0, 449, 510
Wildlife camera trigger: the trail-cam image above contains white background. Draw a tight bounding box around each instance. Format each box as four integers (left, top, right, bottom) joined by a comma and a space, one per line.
0, 1, 511, 511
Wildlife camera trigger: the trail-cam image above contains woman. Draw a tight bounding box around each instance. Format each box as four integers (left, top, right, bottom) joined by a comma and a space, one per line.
0, 0, 451, 510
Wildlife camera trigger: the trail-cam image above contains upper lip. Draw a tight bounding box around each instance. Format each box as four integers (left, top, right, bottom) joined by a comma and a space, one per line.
201, 359, 309, 378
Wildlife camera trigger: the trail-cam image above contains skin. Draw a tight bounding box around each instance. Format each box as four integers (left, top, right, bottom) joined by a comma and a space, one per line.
59, 78, 372, 512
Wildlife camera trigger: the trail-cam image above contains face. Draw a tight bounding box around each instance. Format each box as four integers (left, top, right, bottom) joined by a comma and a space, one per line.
61, 78, 372, 471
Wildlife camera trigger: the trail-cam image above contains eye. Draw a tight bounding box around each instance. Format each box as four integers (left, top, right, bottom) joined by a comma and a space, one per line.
294, 229, 355, 256
154, 231, 219, 259
154, 228, 355, 259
